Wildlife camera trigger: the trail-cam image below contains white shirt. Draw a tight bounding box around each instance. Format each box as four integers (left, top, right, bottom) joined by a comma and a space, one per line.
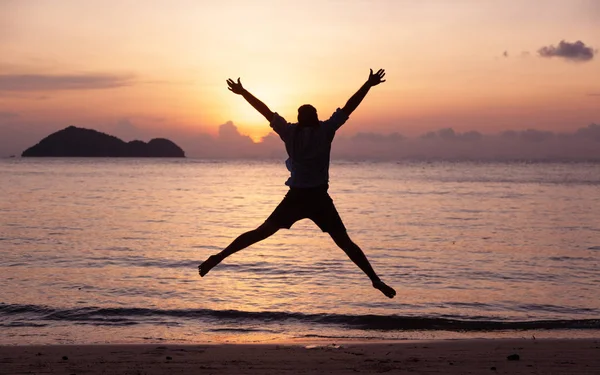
270, 108, 349, 188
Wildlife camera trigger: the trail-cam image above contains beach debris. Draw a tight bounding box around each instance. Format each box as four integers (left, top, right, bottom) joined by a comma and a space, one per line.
490, 366, 497, 371
507, 354, 520, 361
62, 356, 68, 360
166, 356, 172, 360
304, 344, 341, 349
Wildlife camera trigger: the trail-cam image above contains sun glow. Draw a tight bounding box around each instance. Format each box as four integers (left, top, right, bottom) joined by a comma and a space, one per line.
2, 0, 600, 158
214, 82, 305, 142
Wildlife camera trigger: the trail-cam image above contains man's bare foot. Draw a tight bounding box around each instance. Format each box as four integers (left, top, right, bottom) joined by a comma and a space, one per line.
198, 255, 220, 277
372, 280, 396, 298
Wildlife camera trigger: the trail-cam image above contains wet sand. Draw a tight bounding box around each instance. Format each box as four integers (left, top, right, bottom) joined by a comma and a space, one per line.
1, 339, 599, 374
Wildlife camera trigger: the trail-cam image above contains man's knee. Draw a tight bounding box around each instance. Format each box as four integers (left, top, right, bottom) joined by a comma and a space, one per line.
329, 229, 351, 246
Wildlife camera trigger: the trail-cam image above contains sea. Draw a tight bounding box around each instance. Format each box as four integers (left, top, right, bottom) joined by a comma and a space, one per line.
0, 158, 599, 345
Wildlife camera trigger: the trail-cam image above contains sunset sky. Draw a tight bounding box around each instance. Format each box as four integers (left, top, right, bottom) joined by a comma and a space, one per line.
1, 0, 599, 153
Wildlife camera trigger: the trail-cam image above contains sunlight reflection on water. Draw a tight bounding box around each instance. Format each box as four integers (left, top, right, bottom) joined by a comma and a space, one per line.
0, 158, 599, 343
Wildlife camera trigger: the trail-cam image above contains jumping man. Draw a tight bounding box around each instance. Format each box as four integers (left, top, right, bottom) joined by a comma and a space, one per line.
199, 69, 396, 298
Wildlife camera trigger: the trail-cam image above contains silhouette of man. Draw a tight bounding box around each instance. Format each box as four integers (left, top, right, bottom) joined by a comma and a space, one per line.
199, 69, 396, 298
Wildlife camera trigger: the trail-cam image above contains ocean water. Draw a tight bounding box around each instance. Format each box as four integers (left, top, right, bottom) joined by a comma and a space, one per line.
0, 158, 599, 344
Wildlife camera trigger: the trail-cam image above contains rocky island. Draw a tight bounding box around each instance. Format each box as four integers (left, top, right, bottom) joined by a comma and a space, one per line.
21, 126, 185, 157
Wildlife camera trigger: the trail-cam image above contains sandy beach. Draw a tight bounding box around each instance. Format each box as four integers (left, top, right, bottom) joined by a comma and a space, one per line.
1, 339, 598, 374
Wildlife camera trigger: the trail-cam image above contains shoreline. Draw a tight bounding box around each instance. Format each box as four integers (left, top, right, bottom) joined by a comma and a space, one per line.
2, 338, 599, 374
3, 327, 600, 346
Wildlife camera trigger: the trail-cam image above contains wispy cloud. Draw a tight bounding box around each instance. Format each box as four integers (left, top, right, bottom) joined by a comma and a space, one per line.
538, 40, 595, 62
171, 122, 600, 161
0, 73, 135, 91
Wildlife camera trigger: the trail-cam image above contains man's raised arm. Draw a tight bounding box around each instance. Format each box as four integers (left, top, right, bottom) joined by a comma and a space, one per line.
341, 69, 386, 117
227, 78, 274, 122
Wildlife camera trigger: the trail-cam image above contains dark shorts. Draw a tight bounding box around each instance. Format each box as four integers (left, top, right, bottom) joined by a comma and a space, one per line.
265, 184, 346, 233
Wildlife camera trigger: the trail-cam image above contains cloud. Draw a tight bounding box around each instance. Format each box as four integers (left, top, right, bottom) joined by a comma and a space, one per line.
575, 123, 600, 141
4, 121, 600, 161
418, 128, 482, 141
587, 92, 600, 97
519, 129, 554, 142
537, 40, 595, 62
0, 111, 18, 119
171, 121, 264, 159
500, 51, 533, 59
351, 132, 404, 142
0, 73, 135, 91
112, 118, 143, 142
218, 121, 253, 144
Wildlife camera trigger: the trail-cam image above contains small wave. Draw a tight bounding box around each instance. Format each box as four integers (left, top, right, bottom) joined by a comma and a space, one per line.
207, 328, 277, 333
1, 303, 599, 332
0, 322, 48, 328
300, 334, 408, 340
77, 256, 198, 269
515, 304, 597, 315
549, 256, 596, 262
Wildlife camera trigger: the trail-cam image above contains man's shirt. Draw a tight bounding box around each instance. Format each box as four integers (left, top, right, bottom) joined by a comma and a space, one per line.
270, 108, 349, 188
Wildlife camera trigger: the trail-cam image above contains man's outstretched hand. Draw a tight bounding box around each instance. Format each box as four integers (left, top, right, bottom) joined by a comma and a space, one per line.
342, 68, 386, 116
227, 78, 246, 95
367, 69, 386, 87
226, 77, 274, 121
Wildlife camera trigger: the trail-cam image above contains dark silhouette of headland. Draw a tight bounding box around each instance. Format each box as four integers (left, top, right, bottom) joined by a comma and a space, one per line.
21, 126, 185, 157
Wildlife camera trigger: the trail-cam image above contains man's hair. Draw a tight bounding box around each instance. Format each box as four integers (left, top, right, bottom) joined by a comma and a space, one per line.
297, 104, 319, 127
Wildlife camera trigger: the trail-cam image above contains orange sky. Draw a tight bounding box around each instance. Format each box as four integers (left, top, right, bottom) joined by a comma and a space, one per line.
1, 0, 599, 143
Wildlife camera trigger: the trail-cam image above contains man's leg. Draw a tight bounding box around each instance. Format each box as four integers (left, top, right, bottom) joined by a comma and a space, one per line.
329, 229, 396, 298
199, 222, 279, 277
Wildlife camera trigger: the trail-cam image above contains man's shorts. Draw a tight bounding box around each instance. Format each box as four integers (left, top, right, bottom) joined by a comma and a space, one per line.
265, 184, 346, 233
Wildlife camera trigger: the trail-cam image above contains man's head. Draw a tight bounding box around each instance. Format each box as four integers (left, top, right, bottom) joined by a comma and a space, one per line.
297, 104, 319, 127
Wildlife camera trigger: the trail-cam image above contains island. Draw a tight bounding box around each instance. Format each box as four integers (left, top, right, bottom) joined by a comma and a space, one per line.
21, 126, 185, 157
